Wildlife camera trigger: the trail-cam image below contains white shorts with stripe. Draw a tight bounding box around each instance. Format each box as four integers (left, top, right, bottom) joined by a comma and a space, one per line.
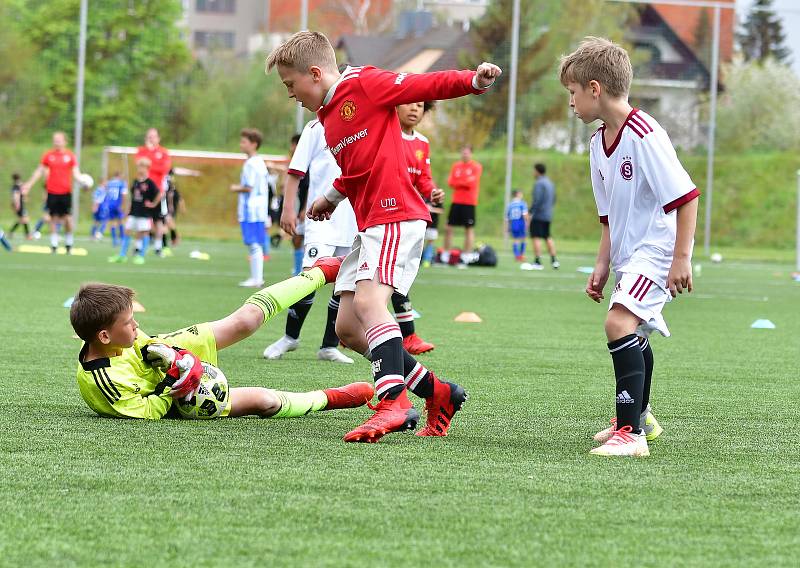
125, 216, 153, 233
609, 272, 671, 338
334, 220, 426, 296
302, 243, 352, 269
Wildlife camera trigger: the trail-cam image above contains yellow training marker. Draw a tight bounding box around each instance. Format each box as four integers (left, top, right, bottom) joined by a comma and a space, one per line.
17, 244, 88, 256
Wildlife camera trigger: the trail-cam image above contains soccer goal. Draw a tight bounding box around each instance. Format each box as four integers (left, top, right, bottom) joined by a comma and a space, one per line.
101, 146, 289, 237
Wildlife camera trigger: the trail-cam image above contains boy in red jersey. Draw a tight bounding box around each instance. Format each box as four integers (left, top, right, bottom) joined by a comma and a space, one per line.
135, 128, 172, 257
266, 31, 501, 443
21, 131, 87, 254
393, 100, 441, 354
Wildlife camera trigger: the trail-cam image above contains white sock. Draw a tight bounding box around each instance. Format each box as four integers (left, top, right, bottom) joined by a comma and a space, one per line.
135, 238, 143, 251
249, 244, 263, 282
65, 233, 74, 246
50, 233, 59, 248
154, 237, 162, 251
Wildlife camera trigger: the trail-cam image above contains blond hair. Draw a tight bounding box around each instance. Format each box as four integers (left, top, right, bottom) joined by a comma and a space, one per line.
70, 283, 135, 341
559, 37, 632, 98
265, 31, 337, 73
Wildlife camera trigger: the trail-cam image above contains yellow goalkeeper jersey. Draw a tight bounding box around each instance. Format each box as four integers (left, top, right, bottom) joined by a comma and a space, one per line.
76, 323, 217, 419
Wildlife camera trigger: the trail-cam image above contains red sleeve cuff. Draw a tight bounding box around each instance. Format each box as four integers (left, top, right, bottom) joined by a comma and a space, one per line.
287, 168, 306, 179
599, 215, 609, 224
663, 188, 700, 214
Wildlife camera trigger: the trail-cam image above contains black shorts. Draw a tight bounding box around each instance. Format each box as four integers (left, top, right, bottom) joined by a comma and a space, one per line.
447, 203, 476, 227
530, 219, 551, 239
46, 193, 72, 217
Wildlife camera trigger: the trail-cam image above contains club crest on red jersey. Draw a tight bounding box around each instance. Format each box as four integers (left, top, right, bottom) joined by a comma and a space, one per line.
340, 100, 357, 122
415, 149, 424, 161
620, 159, 633, 181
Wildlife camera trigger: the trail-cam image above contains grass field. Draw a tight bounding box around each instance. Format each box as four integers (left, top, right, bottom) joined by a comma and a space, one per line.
1, 237, 799, 567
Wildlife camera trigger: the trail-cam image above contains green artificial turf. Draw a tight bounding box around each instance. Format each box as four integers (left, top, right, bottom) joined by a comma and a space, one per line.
1, 238, 798, 567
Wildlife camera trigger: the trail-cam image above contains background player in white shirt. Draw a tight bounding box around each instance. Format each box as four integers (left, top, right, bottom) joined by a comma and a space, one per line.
262, 119, 357, 364
560, 37, 699, 457
230, 128, 270, 288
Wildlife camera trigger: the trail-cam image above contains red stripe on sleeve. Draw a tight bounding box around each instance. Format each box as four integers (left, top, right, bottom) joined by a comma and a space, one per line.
287, 168, 306, 179
663, 188, 700, 214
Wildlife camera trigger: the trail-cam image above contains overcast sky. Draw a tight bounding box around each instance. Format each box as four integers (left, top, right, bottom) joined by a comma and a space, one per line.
736, 0, 800, 73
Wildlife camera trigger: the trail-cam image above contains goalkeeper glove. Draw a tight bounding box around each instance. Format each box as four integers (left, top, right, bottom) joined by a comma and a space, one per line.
143, 343, 204, 400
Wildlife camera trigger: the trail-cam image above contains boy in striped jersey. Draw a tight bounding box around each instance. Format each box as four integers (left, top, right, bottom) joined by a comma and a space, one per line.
560, 37, 699, 457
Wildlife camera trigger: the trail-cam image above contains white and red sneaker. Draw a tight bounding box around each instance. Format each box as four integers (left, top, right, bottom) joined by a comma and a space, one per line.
590, 425, 650, 457
594, 405, 663, 444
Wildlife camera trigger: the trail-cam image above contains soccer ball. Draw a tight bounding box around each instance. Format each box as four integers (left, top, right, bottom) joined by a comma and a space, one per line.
175, 362, 230, 420
77, 173, 94, 189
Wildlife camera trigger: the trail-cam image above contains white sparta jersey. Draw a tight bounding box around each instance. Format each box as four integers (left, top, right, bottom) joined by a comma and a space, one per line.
238, 155, 269, 223
289, 120, 357, 247
589, 108, 700, 290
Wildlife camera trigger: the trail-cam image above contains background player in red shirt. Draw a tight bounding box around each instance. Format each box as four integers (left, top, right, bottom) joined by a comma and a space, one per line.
444, 145, 483, 253
393, 100, 442, 354
267, 31, 500, 443
135, 128, 172, 257
21, 131, 87, 254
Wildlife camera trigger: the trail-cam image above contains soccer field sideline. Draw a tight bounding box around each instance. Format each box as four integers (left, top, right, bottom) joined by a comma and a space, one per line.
1, 239, 799, 566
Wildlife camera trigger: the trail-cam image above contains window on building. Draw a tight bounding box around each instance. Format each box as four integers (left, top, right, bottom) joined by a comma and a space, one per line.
196, 0, 235, 14
194, 30, 235, 50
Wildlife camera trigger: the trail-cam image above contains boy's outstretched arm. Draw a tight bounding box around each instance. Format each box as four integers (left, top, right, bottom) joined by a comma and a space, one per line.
667, 198, 698, 297
359, 63, 502, 108
211, 258, 341, 350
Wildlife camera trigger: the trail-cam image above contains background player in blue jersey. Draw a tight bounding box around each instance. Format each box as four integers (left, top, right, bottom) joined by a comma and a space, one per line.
104, 172, 128, 246
90, 183, 110, 240
506, 189, 529, 261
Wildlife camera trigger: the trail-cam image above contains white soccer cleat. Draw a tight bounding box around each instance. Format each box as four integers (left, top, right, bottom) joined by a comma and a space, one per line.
593, 404, 663, 444
590, 425, 650, 457
531, 262, 544, 270
263, 335, 299, 360
239, 278, 265, 288
317, 347, 354, 364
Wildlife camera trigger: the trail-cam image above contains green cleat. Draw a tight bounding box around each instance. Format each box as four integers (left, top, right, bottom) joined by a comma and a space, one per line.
161, 247, 174, 257
593, 404, 663, 444
108, 255, 128, 263
132, 255, 145, 265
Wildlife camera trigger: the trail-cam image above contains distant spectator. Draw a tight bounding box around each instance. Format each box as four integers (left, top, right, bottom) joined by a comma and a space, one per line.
530, 163, 559, 269
444, 144, 482, 252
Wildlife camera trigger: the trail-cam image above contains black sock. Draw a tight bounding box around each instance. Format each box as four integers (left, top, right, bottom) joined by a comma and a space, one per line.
391, 292, 415, 338
23, 223, 29, 236
366, 323, 405, 400
551, 255, 557, 263
321, 295, 341, 349
608, 334, 645, 432
640, 337, 653, 412
10, 223, 19, 234
162, 234, 168, 248
170, 229, 177, 244
534, 256, 541, 264
285, 292, 315, 340
402, 349, 433, 398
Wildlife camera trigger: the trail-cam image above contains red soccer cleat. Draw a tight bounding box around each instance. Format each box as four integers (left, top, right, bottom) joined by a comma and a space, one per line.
402, 333, 435, 355
343, 389, 419, 443
311, 255, 345, 284
322, 382, 374, 410
416, 374, 467, 437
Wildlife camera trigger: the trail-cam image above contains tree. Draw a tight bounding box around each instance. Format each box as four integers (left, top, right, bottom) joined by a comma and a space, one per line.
738, 0, 791, 64
716, 59, 800, 153
5, 0, 191, 144
456, 0, 636, 148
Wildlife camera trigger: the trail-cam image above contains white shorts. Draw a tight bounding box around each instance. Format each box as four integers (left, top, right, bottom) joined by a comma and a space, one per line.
335, 220, 426, 296
609, 272, 671, 338
303, 243, 352, 269
125, 216, 153, 233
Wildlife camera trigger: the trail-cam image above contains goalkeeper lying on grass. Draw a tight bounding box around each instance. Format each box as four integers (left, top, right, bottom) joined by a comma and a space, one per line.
71, 257, 374, 419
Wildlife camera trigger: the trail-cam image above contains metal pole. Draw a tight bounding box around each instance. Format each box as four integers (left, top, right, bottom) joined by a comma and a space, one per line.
295, 0, 308, 133
503, 0, 520, 248
73, 0, 88, 223
796, 170, 800, 272
703, 5, 720, 256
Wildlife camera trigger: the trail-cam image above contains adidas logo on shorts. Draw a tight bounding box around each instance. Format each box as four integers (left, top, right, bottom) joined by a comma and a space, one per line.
616, 390, 635, 404
358, 262, 369, 272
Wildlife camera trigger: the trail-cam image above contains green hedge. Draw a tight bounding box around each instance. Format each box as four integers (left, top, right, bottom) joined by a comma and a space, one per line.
2, 143, 797, 249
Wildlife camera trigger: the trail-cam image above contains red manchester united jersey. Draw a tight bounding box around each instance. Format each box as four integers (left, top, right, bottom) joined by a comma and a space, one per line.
448, 159, 483, 206
401, 130, 435, 200
135, 145, 171, 191
40, 149, 77, 195
317, 65, 486, 231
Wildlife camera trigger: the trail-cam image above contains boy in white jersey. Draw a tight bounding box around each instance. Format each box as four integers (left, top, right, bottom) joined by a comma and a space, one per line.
263, 118, 357, 364
560, 37, 699, 457
230, 128, 270, 288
